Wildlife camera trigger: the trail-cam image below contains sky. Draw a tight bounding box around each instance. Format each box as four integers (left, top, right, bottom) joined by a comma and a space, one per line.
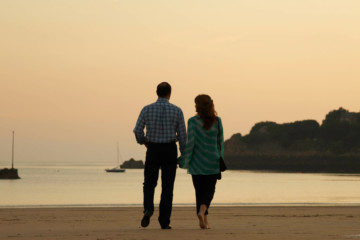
1, 0, 360, 166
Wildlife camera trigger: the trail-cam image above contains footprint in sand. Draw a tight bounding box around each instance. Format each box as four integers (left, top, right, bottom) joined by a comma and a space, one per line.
347, 234, 360, 239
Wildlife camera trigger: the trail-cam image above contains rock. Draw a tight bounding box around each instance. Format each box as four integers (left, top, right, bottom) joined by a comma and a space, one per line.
120, 158, 144, 169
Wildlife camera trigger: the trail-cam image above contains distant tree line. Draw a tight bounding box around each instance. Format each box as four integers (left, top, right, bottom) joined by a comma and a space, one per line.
224, 108, 360, 173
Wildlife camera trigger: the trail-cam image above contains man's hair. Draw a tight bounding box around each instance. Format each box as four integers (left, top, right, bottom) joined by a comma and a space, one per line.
156, 82, 172, 98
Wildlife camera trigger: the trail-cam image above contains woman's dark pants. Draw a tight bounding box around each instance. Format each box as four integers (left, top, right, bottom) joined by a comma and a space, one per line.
192, 174, 217, 215
143, 142, 177, 228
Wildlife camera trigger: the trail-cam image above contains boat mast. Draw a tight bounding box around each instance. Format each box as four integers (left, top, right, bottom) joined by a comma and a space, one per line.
12, 131, 15, 169
117, 141, 120, 165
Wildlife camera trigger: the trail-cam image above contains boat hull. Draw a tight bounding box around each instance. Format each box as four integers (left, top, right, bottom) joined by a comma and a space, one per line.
105, 169, 125, 173
0, 168, 20, 179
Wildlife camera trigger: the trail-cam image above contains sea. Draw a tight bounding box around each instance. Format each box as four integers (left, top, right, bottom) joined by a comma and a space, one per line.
1, 162, 360, 208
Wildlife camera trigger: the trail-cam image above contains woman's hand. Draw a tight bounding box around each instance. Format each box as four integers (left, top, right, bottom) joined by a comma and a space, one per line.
177, 156, 183, 168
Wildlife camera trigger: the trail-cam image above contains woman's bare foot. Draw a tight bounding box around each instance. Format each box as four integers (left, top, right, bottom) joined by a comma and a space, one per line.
198, 204, 208, 229
204, 215, 211, 229
197, 213, 206, 229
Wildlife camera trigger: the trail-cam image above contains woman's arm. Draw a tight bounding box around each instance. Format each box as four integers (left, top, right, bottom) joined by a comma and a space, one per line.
219, 117, 224, 159
178, 118, 195, 169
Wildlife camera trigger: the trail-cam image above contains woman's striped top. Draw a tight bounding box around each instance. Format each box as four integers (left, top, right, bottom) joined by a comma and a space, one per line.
178, 116, 224, 175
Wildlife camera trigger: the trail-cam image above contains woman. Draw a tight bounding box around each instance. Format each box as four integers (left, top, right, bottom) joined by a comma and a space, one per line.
178, 94, 224, 229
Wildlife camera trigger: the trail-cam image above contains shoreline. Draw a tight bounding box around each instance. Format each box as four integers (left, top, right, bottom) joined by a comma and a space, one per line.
2, 202, 360, 209
1, 206, 360, 239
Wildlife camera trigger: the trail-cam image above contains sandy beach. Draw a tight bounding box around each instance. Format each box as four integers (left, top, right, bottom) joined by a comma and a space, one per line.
0, 206, 359, 240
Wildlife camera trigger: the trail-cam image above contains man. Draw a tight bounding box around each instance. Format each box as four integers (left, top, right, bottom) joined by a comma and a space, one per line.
133, 82, 186, 229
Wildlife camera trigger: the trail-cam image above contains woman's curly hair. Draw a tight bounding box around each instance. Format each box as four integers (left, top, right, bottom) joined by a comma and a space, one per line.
195, 94, 218, 130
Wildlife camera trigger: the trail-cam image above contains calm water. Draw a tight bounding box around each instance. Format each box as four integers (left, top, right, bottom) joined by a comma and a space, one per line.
1, 163, 360, 207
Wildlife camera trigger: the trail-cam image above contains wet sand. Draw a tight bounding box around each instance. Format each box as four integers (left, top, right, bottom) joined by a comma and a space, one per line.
1, 206, 360, 239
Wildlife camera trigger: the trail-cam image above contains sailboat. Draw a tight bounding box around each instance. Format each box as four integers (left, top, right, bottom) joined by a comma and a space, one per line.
0, 131, 20, 179
105, 142, 125, 173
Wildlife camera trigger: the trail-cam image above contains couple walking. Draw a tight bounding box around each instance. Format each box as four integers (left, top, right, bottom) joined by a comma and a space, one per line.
133, 82, 224, 230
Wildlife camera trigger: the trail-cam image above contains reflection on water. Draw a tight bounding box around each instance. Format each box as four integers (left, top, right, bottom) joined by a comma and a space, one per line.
1, 164, 360, 207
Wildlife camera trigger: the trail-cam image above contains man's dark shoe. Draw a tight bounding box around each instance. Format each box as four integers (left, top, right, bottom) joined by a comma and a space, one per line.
141, 210, 153, 228
161, 225, 172, 229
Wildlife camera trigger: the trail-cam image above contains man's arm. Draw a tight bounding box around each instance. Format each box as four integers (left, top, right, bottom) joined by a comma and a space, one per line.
176, 109, 187, 153
133, 108, 147, 144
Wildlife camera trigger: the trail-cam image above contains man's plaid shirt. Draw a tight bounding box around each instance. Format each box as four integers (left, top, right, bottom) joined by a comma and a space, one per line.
133, 98, 186, 153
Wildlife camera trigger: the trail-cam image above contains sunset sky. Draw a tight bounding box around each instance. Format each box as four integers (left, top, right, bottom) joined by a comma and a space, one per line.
1, 0, 359, 165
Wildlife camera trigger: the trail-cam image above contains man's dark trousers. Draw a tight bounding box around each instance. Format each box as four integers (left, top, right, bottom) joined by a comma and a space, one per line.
143, 142, 177, 228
